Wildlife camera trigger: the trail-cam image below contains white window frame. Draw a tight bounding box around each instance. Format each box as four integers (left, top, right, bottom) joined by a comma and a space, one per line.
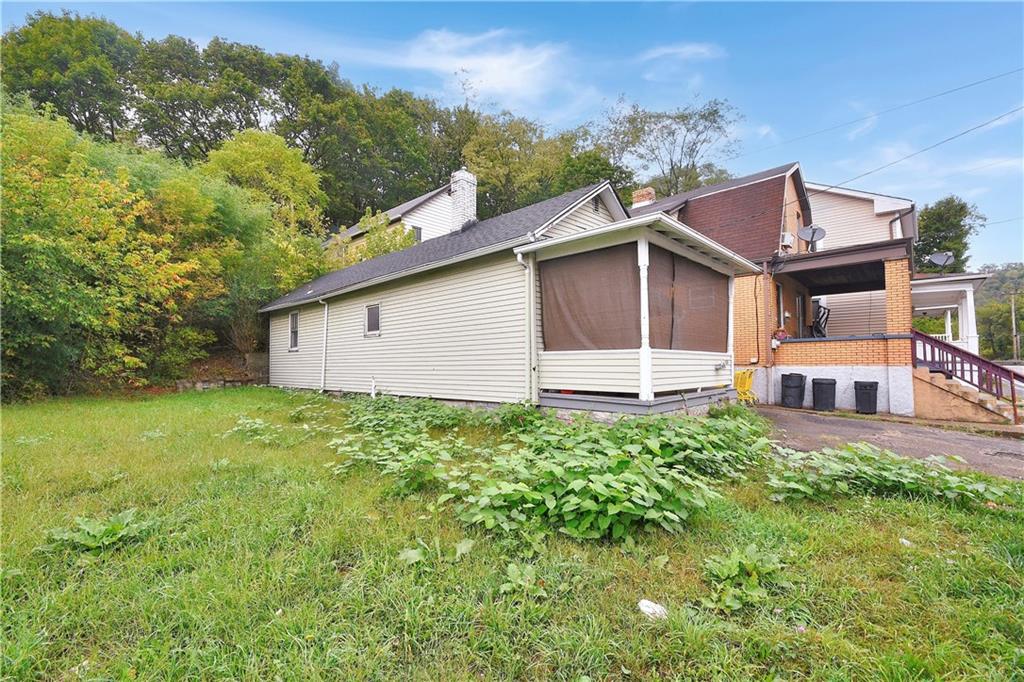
288, 311, 299, 351
364, 303, 381, 337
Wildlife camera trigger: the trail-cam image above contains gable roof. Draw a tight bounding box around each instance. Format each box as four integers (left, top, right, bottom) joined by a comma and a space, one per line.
260, 181, 609, 313
335, 183, 452, 240
630, 162, 812, 262
630, 163, 800, 217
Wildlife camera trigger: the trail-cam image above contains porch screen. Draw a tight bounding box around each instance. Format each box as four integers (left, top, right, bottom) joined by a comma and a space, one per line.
648, 245, 729, 352
539, 243, 641, 350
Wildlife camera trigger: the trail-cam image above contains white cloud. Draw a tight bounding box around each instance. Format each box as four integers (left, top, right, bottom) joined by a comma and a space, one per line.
637, 42, 726, 62
979, 106, 1024, 130
846, 113, 878, 140
755, 124, 777, 140
340, 28, 572, 111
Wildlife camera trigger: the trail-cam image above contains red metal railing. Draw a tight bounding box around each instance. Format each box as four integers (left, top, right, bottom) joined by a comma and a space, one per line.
912, 330, 1021, 424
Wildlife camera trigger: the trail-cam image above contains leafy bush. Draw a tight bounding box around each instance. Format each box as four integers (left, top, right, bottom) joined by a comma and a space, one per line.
448, 410, 771, 541
42, 509, 154, 554
223, 416, 285, 445
344, 394, 476, 435
768, 442, 1011, 504
701, 544, 787, 612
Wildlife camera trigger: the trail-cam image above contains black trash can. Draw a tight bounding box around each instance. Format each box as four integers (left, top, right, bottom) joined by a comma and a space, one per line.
854, 381, 879, 414
780, 373, 806, 408
811, 378, 836, 412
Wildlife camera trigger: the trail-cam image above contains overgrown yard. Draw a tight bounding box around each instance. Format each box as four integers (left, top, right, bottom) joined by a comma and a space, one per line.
3, 388, 1022, 679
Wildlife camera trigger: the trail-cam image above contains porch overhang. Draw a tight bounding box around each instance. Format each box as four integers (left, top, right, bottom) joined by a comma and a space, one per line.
770, 237, 914, 296
514, 212, 761, 276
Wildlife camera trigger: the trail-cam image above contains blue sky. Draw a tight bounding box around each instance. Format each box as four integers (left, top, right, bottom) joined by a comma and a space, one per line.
5, 2, 1023, 266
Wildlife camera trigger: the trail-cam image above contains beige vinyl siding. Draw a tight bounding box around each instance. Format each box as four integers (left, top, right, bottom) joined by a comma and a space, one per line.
320, 253, 527, 402
808, 192, 894, 250
821, 291, 888, 335
268, 303, 325, 388
538, 350, 640, 394
404, 191, 453, 241
542, 196, 615, 239
650, 350, 732, 393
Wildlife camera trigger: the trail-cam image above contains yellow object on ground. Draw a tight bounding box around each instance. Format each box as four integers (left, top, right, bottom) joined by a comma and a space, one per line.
734, 369, 756, 403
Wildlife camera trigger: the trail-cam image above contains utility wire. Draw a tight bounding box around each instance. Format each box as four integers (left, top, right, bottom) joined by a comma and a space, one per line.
725, 67, 1024, 161
703, 106, 1024, 235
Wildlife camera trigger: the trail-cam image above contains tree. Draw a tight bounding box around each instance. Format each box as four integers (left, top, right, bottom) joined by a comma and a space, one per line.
133, 36, 277, 162
464, 113, 575, 217
203, 129, 327, 235
551, 149, 635, 202
602, 99, 739, 196
974, 262, 1024, 360
326, 209, 416, 268
914, 195, 985, 272
1, 99, 200, 397
1, 11, 140, 140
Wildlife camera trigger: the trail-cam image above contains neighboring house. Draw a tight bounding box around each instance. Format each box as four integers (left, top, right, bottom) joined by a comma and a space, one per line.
631, 164, 1019, 423
260, 170, 759, 414
805, 183, 987, 355
332, 169, 476, 248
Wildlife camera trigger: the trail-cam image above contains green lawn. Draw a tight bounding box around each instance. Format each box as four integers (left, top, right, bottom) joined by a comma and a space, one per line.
3, 388, 1022, 680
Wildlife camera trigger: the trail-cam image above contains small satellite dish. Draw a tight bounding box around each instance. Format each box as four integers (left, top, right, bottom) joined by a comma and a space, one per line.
928, 251, 955, 269
798, 224, 826, 243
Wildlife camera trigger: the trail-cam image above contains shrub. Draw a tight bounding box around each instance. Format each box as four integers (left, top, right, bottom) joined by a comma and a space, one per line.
768, 442, 1011, 504
42, 509, 154, 554
701, 544, 788, 612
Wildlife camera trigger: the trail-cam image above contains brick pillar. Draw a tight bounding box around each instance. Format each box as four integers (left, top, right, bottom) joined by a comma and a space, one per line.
884, 257, 912, 365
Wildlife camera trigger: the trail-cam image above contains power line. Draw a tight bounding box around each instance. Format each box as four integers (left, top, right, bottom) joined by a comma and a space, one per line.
980, 216, 1023, 227
704, 106, 1024, 235
726, 67, 1024, 161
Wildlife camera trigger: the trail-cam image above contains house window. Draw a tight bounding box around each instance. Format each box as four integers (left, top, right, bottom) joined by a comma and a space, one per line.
776, 283, 785, 328
411, 226, 422, 242
288, 311, 299, 350
365, 303, 381, 336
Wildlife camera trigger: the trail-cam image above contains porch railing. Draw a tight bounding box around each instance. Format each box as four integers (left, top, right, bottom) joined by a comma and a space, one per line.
912, 330, 1021, 424
930, 332, 952, 342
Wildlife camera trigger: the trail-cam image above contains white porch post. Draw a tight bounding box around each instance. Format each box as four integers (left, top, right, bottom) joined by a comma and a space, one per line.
638, 236, 654, 401
727, 275, 735, 374
944, 309, 952, 340
963, 287, 979, 354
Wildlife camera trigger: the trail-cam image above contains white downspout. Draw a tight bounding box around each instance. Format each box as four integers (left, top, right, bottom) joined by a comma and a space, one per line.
638, 235, 653, 401
318, 299, 329, 392
517, 253, 531, 401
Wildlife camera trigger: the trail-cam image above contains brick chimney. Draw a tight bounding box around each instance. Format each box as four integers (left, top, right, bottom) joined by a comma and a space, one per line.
450, 167, 477, 231
632, 187, 656, 209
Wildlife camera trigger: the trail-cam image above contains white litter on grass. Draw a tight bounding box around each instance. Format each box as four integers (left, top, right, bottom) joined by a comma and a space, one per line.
638, 599, 668, 620
899, 538, 913, 548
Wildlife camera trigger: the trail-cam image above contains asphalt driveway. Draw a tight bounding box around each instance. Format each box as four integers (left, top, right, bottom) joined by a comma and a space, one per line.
756, 406, 1024, 480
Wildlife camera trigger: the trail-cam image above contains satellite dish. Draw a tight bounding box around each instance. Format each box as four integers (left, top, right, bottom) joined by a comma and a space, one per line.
928, 251, 955, 269
798, 224, 826, 243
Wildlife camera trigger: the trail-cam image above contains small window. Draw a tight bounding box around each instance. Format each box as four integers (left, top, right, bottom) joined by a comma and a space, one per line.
776, 283, 785, 328
288, 311, 299, 350
411, 226, 422, 242
365, 303, 381, 336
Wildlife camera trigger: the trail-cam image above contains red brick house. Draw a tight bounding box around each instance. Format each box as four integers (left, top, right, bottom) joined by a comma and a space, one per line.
631, 163, 1019, 423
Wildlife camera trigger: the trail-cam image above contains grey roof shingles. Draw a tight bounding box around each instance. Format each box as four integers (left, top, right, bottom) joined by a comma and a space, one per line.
629, 163, 798, 217
260, 181, 607, 312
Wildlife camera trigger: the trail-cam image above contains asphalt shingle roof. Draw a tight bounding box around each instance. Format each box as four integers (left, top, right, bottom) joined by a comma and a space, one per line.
260, 181, 606, 312
629, 163, 798, 217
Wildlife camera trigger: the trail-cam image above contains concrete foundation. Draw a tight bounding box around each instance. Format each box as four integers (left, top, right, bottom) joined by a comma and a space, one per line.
751, 365, 915, 416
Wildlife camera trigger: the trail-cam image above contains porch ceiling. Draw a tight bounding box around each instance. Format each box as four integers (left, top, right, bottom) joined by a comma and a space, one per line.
770, 237, 913, 296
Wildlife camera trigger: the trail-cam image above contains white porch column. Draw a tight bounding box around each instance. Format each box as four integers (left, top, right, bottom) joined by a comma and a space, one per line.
944, 309, 952, 339
963, 287, 979, 354
637, 236, 654, 401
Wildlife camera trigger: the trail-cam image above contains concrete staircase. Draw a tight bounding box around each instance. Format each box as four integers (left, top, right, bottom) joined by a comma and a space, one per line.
913, 366, 1017, 424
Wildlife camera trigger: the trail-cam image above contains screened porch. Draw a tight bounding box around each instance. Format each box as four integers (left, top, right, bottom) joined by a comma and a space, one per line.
514, 214, 760, 413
